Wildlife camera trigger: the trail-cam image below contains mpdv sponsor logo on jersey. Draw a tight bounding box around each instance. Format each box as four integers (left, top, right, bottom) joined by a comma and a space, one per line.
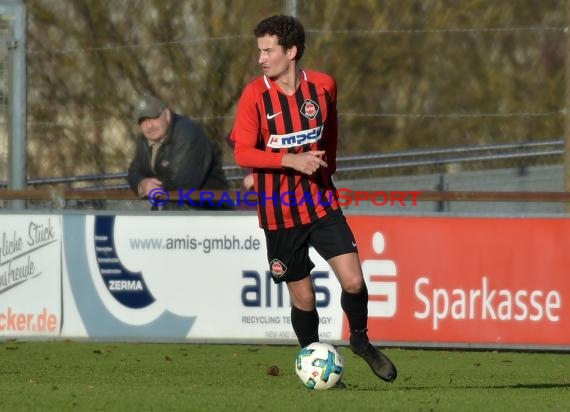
267, 125, 323, 149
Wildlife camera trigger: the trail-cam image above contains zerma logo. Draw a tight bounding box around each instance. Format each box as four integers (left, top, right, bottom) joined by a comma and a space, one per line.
94, 216, 155, 308
63, 215, 195, 338
362, 232, 397, 318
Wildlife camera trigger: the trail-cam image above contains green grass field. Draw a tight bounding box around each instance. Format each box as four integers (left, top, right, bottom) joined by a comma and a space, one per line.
1, 341, 569, 411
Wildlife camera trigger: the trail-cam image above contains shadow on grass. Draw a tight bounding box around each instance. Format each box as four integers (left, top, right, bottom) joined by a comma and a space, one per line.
462, 383, 570, 390
367, 382, 570, 391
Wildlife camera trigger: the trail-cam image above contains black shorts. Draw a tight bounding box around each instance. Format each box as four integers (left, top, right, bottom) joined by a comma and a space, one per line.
264, 210, 358, 283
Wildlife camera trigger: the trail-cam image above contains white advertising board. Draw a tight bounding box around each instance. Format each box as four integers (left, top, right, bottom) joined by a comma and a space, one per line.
0, 215, 61, 337
62, 214, 344, 342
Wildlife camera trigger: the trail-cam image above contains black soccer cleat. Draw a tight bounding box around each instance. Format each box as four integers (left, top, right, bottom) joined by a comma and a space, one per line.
350, 343, 397, 383
332, 381, 347, 390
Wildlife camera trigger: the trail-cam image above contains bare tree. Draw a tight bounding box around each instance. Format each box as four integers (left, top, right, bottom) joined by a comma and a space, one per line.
26, 0, 566, 183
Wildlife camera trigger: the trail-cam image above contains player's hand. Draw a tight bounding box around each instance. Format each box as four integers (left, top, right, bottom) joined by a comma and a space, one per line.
138, 178, 163, 196
282, 151, 328, 175
242, 173, 254, 190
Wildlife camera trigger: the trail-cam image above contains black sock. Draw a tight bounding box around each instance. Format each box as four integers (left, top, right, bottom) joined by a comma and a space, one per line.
341, 285, 370, 347
291, 306, 319, 347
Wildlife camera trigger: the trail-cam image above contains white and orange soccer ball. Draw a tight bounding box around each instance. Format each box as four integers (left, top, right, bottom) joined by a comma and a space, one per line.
295, 342, 344, 390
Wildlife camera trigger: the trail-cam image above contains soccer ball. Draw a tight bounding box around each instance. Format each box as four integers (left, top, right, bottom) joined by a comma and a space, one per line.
295, 342, 344, 390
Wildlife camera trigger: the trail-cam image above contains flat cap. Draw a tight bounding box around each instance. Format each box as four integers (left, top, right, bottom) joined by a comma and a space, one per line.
134, 95, 166, 123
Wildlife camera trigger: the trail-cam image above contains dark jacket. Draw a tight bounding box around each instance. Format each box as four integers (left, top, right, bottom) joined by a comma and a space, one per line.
127, 112, 229, 209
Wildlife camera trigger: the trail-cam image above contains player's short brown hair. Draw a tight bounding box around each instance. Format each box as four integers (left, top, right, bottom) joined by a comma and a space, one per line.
254, 15, 305, 61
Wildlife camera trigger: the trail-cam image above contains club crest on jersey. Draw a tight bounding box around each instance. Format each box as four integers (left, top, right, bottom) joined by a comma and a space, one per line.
301, 99, 319, 120
270, 259, 287, 278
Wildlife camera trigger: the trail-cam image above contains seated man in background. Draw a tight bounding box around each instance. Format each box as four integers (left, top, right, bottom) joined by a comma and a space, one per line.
127, 94, 229, 210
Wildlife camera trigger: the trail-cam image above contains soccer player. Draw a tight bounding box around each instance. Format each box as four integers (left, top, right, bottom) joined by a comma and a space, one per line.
230, 15, 397, 383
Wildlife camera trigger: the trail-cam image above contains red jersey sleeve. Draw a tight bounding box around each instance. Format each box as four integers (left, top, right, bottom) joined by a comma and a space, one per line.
323, 76, 338, 175
231, 82, 284, 169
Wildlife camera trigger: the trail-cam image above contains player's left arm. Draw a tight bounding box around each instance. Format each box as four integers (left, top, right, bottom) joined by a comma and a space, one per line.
323, 76, 338, 175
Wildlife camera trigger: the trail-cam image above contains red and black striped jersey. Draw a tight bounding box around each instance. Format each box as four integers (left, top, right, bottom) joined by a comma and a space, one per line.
231, 70, 340, 230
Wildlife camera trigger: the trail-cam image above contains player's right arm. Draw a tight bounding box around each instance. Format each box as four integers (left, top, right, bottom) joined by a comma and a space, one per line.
232, 84, 283, 169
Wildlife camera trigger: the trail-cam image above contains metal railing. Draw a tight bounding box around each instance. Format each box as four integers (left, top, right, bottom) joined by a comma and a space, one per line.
0, 139, 564, 191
